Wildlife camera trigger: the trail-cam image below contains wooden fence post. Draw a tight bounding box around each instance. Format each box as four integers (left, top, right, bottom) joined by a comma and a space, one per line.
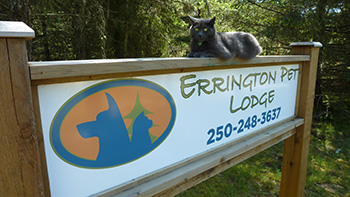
280, 42, 322, 197
0, 21, 45, 196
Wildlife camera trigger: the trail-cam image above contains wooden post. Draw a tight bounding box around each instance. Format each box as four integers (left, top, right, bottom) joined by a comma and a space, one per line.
280, 42, 322, 197
0, 21, 45, 196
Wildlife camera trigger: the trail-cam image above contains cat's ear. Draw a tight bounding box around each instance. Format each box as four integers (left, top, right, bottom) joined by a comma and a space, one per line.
189, 16, 197, 24
208, 17, 216, 26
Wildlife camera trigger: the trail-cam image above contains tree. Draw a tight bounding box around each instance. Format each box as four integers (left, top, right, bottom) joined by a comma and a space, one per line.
1, 0, 349, 122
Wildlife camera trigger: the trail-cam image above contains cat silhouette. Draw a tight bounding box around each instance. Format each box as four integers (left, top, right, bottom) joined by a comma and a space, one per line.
131, 111, 153, 149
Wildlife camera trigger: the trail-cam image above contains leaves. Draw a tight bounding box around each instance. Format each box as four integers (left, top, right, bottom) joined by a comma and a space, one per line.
1, 0, 349, 121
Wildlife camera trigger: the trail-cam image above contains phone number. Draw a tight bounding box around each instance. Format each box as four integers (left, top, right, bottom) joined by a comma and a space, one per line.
207, 107, 282, 145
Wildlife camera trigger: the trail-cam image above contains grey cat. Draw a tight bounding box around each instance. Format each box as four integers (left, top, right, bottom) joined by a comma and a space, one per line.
188, 16, 262, 60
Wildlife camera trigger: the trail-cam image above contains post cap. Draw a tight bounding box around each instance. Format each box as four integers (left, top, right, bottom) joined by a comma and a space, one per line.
0, 21, 35, 39
290, 42, 323, 48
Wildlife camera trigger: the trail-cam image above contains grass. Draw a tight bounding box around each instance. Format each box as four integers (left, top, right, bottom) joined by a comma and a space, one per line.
177, 119, 350, 197
305, 122, 350, 196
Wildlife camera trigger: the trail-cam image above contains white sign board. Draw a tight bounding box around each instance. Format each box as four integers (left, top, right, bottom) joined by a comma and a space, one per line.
38, 64, 299, 196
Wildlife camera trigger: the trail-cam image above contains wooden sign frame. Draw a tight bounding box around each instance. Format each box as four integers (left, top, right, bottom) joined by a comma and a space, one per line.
0, 21, 321, 197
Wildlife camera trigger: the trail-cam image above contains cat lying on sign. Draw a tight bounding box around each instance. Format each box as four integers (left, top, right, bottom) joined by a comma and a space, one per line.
188, 16, 262, 60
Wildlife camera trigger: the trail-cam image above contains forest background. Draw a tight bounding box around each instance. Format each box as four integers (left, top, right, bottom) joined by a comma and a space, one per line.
1, 0, 349, 196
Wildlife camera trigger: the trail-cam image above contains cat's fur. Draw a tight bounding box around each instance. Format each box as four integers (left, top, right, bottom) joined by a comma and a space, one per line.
188, 16, 262, 60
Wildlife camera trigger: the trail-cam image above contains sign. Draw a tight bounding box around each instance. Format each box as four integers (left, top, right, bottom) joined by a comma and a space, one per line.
38, 64, 299, 196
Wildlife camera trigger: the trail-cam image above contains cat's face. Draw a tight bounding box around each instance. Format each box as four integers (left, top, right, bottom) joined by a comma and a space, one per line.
189, 16, 216, 42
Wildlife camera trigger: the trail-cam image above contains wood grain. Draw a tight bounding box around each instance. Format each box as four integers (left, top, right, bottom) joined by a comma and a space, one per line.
29, 55, 310, 81
31, 85, 51, 196
280, 44, 321, 197
0, 38, 44, 196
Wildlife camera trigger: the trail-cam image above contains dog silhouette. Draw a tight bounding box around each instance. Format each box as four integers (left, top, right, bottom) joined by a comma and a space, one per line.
76, 92, 153, 166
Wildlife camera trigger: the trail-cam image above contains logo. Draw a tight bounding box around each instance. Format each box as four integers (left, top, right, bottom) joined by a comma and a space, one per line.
50, 79, 176, 168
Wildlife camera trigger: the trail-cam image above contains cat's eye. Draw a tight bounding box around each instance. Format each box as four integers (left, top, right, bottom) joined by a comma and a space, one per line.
204, 28, 208, 32
195, 28, 199, 31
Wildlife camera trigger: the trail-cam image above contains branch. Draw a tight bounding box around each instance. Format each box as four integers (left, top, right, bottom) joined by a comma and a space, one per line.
247, 0, 284, 15
33, 13, 79, 16
0, 2, 13, 14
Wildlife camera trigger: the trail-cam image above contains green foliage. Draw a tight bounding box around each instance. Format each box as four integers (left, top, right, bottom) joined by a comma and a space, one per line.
306, 121, 350, 196
1, 0, 349, 195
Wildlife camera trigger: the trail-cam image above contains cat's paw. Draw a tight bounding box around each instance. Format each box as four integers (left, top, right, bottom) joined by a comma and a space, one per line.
187, 52, 195, 57
188, 51, 215, 58
193, 52, 205, 57
188, 52, 205, 58
194, 52, 214, 58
